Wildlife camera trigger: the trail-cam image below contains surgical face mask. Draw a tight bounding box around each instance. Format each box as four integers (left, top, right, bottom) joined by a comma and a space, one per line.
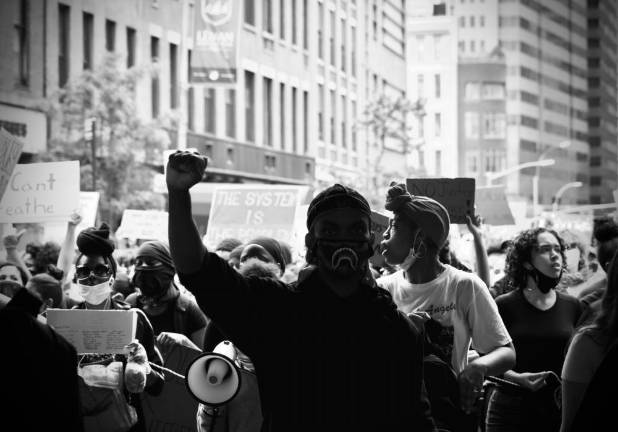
399, 231, 424, 271
78, 278, 113, 305
530, 266, 562, 294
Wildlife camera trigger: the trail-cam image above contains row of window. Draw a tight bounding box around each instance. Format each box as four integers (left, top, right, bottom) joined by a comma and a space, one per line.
458, 15, 486, 28
245, 0, 308, 50
464, 82, 506, 100
416, 73, 442, 99
317, 3, 358, 76
458, 39, 486, 55
316, 84, 358, 151
464, 112, 506, 139
466, 150, 507, 174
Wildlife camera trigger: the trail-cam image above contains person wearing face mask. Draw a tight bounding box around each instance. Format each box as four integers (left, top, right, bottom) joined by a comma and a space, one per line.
73, 224, 164, 432
485, 228, 584, 432
166, 150, 436, 432
376, 183, 515, 432
0, 262, 28, 298
126, 240, 208, 354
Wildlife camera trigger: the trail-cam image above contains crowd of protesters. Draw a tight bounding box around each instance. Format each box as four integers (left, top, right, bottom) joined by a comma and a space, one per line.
1, 149, 617, 432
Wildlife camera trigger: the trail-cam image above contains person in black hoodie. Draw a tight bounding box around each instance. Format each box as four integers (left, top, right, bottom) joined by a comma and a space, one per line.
166, 150, 436, 432
0, 287, 83, 431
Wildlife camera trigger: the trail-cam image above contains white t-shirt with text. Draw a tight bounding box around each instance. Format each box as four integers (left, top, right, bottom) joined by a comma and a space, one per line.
377, 265, 512, 374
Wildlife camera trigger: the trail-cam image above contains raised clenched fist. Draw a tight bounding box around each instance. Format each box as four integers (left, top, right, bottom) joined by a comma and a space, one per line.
166, 150, 208, 192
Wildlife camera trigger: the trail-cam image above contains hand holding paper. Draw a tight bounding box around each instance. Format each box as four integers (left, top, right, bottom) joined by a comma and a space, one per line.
124, 340, 151, 394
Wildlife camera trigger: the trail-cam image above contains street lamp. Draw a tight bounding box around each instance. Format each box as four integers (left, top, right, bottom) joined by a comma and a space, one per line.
532, 140, 571, 216
486, 159, 556, 185
552, 181, 583, 214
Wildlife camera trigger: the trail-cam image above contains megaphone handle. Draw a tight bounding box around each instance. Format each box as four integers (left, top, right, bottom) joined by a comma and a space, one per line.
202, 406, 220, 432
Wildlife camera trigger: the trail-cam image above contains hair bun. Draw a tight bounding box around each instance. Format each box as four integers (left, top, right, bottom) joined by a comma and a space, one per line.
385, 182, 413, 213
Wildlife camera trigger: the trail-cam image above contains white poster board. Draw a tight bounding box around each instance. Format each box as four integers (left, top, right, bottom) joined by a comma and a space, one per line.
47, 309, 137, 354
116, 209, 169, 242
0, 161, 80, 223
0, 128, 24, 201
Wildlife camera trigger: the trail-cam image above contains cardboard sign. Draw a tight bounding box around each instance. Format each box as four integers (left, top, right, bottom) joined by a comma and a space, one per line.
475, 185, 515, 226
406, 178, 475, 224
115, 209, 169, 242
0, 128, 24, 201
47, 309, 137, 354
0, 161, 80, 223
369, 210, 390, 267
203, 185, 308, 250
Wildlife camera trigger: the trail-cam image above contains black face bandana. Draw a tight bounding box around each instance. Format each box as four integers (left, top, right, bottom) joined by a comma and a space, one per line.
133, 268, 175, 299
314, 238, 373, 276
530, 266, 562, 294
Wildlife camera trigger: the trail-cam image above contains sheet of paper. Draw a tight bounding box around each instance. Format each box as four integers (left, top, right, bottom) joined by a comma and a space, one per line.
47, 309, 137, 354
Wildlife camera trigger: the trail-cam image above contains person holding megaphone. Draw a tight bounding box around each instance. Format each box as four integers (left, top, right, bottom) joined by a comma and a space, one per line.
166, 150, 436, 432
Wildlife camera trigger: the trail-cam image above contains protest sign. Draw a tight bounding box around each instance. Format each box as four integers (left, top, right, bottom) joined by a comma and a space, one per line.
115, 209, 168, 242
369, 210, 390, 267
0, 161, 79, 223
406, 178, 475, 224
475, 185, 515, 226
203, 185, 308, 250
47, 309, 137, 354
0, 128, 24, 202
40, 191, 101, 245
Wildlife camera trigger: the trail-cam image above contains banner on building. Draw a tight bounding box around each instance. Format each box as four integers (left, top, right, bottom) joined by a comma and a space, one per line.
406, 177, 476, 224
0, 128, 24, 202
203, 185, 309, 249
191, 0, 240, 84
0, 161, 80, 223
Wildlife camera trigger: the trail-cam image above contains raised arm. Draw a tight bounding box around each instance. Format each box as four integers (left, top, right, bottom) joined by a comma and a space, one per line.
166, 150, 208, 273
3, 230, 32, 282
56, 212, 82, 290
466, 214, 491, 289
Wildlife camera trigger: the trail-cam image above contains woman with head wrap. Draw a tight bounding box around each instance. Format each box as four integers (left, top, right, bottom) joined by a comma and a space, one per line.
73, 223, 164, 432
377, 182, 515, 431
126, 240, 208, 354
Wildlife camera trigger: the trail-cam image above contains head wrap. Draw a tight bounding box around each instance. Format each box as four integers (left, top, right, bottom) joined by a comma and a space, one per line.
215, 238, 243, 253
245, 237, 287, 274
307, 184, 371, 230
385, 182, 451, 249
135, 241, 175, 270
76, 223, 117, 276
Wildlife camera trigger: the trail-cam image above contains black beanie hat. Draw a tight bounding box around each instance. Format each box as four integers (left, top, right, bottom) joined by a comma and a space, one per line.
245, 237, 287, 274
135, 240, 175, 270
306, 184, 371, 229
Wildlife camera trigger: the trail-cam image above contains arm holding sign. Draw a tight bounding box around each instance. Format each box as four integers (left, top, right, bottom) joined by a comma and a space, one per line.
57, 212, 82, 291
466, 214, 491, 289
3, 230, 32, 282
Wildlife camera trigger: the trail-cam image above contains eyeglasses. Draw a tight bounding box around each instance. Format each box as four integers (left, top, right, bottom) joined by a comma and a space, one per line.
75, 264, 111, 279
535, 244, 562, 255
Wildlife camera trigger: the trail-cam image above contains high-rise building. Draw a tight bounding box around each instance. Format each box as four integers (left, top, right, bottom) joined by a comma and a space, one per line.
587, 0, 618, 205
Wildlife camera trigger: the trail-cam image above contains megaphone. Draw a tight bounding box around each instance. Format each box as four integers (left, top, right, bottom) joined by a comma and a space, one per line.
185, 340, 241, 406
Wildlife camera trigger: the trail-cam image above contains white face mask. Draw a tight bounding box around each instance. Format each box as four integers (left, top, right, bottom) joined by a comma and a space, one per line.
78, 278, 113, 305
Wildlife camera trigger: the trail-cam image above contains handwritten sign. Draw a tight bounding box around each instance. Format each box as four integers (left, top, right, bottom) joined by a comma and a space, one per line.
47, 309, 137, 354
115, 209, 169, 242
476, 185, 515, 226
203, 185, 308, 250
369, 210, 390, 267
0, 128, 24, 201
406, 178, 475, 224
0, 161, 79, 223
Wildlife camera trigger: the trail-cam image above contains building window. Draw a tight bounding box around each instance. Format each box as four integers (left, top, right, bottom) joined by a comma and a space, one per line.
418, 116, 424, 138
317, 2, 323, 59
188, 50, 195, 130
329, 89, 336, 144
292, 87, 298, 152
351, 26, 357, 77
465, 112, 480, 138
58, 3, 70, 87
341, 95, 347, 148
105, 19, 116, 52
482, 113, 506, 138
470, 16, 475, 27
126, 27, 136, 67
435, 74, 441, 99
318, 84, 324, 140
279, 83, 285, 148
263, 77, 273, 146
225, 89, 236, 138
470, 40, 475, 52
459, 16, 465, 27
244, 0, 255, 25
467, 153, 478, 173
465, 82, 480, 100
351, 100, 357, 151
434, 113, 442, 137
263, 0, 273, 33
481, 82, 505, 99
170, 43, 178, 108
303, 0, 308, 50
303, 90, 309, 153
245, 71, 255, 142
204, 88, 216, 134
280, 0, 285, 39
83, 12, 93, 71
417, 74, 424, 98
435, 150, 442, 175
15, 0, 29, 86
480, 15, 485, 27
150, 36, 160, 118
340, 18, 346, 72
292, 0, 297, 45
329, 11, 335, 66
459, 40, 465, 53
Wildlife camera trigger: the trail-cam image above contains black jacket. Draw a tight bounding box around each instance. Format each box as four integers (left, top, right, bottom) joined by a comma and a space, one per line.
0, 289, 83, 431
179, 253, 436, 432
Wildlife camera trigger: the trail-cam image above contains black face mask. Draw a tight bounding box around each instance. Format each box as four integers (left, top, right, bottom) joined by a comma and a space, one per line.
314, 238, 373, 275
133, 267, 175, 299
530, 266, 562, 294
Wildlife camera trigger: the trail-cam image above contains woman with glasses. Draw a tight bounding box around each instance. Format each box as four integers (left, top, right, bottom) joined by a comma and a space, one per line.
73, 223, 164, 432
485, 228, 584, 432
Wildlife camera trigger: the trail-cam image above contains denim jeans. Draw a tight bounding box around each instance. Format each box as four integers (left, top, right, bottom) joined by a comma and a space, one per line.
485, 387, 560, 432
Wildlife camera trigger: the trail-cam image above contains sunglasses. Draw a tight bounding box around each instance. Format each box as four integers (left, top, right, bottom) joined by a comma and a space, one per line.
75, 264, 111, 279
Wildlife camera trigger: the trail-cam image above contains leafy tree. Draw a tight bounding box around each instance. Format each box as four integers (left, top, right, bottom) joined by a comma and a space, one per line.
42, 53, 170, 228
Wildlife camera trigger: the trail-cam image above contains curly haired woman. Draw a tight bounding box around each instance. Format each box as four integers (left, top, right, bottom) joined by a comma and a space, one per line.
485, 228, 584, 432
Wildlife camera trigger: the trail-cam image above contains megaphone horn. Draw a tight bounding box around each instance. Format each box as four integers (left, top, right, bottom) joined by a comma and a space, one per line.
185, 340, 241, 406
